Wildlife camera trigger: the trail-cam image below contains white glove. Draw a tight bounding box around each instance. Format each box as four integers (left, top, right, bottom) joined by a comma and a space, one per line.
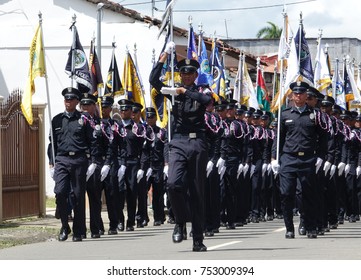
243, 163, 250, 176
250, 164, 256, 177
315, 157, 323, 174
118, 165, 126, 182
262, 163, 268, 176
164, 41, 175, 54
206, 161, 214, 177
86, 163, 97, 181
344, 164, 351, 177
161, 87, 178, 96
146, 167, 153, 181
216, 158, 226, 174
357, 166, 361, 178
236, 163, 243, 179
329, 165, 336, 178
338, 162, 346, 177
267, 163, 272, 175
323, 161, 332, 176
49, 166, 55, 179
137, 169, 144, 183
163, 165, 169, 180
271, 160, 280, 175
100, 165, 110, 182
219, 166, 226, 180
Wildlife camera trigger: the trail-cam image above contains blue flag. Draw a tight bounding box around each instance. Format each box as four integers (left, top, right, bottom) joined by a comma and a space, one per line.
187, 25, 198, 60
197, 35, 213, 86
294, 25, 314, 85
209, 41, 226, 98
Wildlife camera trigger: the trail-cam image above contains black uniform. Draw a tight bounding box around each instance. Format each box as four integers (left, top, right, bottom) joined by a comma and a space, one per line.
149, 59, 211, 247
272, 104, 328, 236
48, 90, 99, 241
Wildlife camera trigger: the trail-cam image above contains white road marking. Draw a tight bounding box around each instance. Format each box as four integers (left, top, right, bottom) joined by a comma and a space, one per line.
207, 241, 242, 251
273, 225, 299, 232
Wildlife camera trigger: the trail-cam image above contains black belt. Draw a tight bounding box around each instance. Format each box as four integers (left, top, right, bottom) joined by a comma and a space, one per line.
58, 151, 86, 157
287, 151, 315, 157
173, 132, 205, 139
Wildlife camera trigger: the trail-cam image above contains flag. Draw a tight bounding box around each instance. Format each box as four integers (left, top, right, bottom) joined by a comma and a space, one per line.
256, 67, 270, 111
21, 23, 46, 125
123, 52, 146, 117
65, 26, 92, 93
209, 40, 226, 98
332, 61, 346, 109
157, 0, 177, 39
151, 29, 180, 128
197, 35, 213, 86
104, 50, 123, 96
89, 40, 103, 96
294, 24, 314, 85
357, 66, 361, 92
344, 62, 361, 103
187, 25, 198, 60
314, 38, 331, 95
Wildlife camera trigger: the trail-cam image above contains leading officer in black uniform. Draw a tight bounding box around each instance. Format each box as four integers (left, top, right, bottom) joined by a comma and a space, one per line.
271, 81, 329, 239
149, 41, 212, 252
48, 87, 99, 242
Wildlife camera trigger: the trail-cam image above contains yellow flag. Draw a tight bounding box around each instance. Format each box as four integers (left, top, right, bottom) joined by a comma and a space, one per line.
123, 53, 146, 118
21, 24, 46, 125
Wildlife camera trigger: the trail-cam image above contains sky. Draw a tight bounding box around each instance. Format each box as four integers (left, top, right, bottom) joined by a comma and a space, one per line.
120, 0, 361, 40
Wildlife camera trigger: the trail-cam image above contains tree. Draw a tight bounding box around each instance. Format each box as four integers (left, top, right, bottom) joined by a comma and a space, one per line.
256, 22, 282, 39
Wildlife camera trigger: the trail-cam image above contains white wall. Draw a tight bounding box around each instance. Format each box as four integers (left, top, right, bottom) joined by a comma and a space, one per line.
0, 0, 185, 196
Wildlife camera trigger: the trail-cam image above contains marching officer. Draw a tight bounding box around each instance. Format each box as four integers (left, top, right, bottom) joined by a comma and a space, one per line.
271, 81, 329, 239
142, 107, 168, 226
48, 87, 99, 242
149, 41, 212, 252
117, 98, 145, 231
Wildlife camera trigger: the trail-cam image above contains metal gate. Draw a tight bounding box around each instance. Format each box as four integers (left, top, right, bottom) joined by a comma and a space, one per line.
1, 89, 40, 219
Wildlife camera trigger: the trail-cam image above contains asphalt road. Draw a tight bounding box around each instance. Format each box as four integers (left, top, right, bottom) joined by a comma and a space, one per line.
0, 211, 361, 260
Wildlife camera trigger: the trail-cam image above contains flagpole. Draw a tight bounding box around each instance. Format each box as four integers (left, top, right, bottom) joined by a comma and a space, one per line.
111, 39, 116, 96
332, 58, 339, 100
125, 46, 129, 100
38, 12, 55, 166
133, 43, 146, 109
240, 52, 244, 104
70, 14, 77, 88
197, 22, 203, 58
297, 12, 302, 78
97, 3, 104, 98
272, 60, 277, 102
276, 9, 287, 164
187, 16, 192, 58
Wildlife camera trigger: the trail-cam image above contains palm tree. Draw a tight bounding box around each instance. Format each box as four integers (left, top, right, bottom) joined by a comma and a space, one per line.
256, 22, 282, 39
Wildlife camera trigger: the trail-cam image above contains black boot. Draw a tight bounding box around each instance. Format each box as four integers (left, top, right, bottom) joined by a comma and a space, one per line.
193, 240, 207, 252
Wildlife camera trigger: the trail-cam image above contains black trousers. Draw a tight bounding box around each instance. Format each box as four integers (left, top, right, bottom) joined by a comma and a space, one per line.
102, 164, 120, 230
54, 154, 87, 236
167, 136, 208, 241
119, 159, 140, 227
204, 162, 220, 231
223, 158, 238, 225
86, 159, 102, 235
279, 153, 317, 232
147, 165, 166, 223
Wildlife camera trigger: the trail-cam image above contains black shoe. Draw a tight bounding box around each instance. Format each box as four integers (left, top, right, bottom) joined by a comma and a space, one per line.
285, 231, 295, 239
117, 223, 124, 231
58, 225, 71, 241
298, 225, 306, 236
251, 217, 259, 223
99, 230, 105, 235
276, 214, 284, 219
213, 228, 219, 233
193, 240, 207, 252
167, 217, 175, 224
349, 215, 356, 223
266, 215, 274, 221
205, 230, 214, 237
172, 224, 185, 243
259, 216, 266, 222
235, 222, 244, 227
126, 226, 134, 231
329, 223, 338, 229
81, 234, 87, 239
307, 230, 317, 238
72, 235, 82, 242
137, 222, 144, 228
91, 233, 100, 238
108, 228, 118, 235
220, 221, 227, 227
317, 228, 325, 235
153, 221, 162, 226
226, 223, 236, 229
